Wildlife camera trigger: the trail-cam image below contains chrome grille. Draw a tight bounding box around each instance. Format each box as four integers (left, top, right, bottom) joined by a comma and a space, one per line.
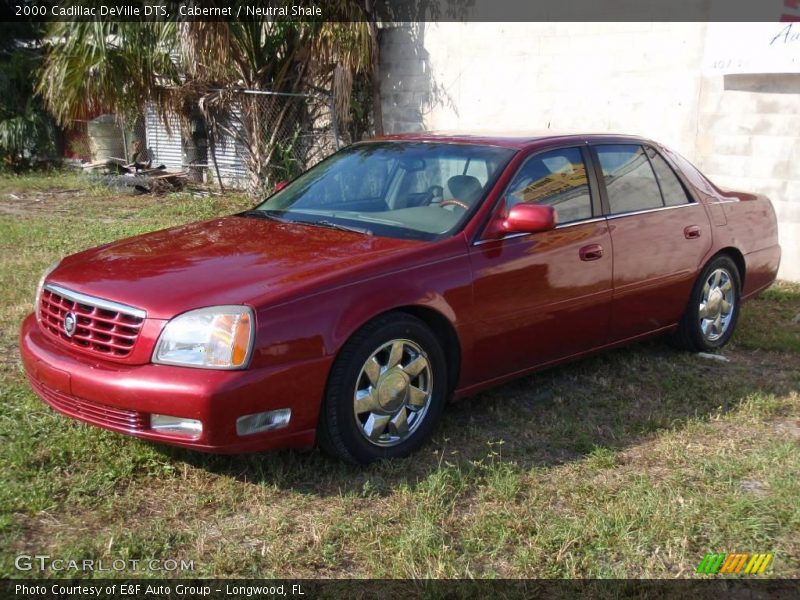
39, 284, 145, 358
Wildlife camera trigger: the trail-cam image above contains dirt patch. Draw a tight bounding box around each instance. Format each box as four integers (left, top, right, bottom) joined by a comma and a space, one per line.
724, 347, 800, 386
772, 418, 800, 441
740, 479, 770, 497
0, 190, 83, 217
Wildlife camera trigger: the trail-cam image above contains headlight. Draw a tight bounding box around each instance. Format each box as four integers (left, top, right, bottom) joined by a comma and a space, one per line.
152, 305, 255, 369
35, 259, 61, 316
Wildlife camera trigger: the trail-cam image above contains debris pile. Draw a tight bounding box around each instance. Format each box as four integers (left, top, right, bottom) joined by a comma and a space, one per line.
82, 141, 187, 194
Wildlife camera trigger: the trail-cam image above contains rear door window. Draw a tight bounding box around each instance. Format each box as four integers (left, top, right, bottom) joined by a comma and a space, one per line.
595, 144, 663, 214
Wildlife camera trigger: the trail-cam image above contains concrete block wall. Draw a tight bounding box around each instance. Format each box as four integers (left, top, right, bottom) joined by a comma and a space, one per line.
695, 73, 800, 281
379, 23, 799, 281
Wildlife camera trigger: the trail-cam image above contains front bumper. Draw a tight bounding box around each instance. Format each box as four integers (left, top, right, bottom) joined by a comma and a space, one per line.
19, 313, 328, 453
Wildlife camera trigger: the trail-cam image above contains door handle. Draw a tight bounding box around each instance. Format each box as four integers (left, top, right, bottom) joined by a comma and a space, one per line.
684, 225, 701, 239
579, 244, 604, 261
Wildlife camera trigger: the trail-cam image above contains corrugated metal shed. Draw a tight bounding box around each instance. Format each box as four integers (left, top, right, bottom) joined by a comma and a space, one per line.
207, 103, 248, 187
143, 105, 183, 170
143, 102, 249, 188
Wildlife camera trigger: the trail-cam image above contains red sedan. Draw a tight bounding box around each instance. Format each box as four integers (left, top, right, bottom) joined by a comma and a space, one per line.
20, 133, 781, 464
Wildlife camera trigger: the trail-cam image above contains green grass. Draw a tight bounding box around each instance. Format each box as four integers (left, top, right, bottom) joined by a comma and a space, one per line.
735, 282, 800, 353
1, 171, 798, 579
0, 170, 86, 194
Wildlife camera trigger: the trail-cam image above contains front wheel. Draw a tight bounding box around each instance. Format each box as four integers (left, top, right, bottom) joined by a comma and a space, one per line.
675, 255, 741, 352
318, 313, 448, 464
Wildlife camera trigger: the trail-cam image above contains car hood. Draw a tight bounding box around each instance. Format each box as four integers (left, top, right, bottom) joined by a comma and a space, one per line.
49, 215, 422, 319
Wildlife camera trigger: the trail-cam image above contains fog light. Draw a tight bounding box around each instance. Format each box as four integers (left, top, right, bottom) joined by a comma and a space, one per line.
236, 408, 291, 436
150, 414, 203, 436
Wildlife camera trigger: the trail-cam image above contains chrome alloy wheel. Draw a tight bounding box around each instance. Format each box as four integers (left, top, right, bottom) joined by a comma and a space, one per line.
698, 268, 735, 342
353, 339, 433, 447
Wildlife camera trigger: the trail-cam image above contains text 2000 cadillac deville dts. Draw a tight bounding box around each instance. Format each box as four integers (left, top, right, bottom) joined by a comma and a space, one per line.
20, 133, 781, 463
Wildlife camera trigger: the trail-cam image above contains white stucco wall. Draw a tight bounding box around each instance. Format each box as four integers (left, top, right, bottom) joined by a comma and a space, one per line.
380, 22, 799, 281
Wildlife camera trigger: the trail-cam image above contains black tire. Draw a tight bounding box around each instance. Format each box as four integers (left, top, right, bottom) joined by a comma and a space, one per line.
318, 313, 448, 464
674, 254, 742, 352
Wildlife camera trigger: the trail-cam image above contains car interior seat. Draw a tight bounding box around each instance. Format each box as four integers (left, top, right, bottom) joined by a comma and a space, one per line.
446, 175, 484, 205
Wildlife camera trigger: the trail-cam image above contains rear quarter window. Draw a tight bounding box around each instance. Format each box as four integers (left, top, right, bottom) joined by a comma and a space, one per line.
646, 147, 692, 206
661, 147, 715, 196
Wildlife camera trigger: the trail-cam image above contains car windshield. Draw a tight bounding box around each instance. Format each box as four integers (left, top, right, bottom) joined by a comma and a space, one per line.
249, 142, 515, 240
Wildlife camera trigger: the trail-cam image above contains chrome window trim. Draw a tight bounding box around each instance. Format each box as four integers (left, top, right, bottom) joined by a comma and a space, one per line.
471, 141, 707, 247
473, 232, 527, 246
606, 201, 698, 220
555, 216, 607, 229
472, 216, 607, 246
43, 283, 147, 319
472, 201, 699, 246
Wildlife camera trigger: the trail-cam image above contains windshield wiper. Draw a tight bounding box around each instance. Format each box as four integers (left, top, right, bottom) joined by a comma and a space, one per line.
238, 209, 289, 223
303, 220, 373, 236
241, 211, 372, 235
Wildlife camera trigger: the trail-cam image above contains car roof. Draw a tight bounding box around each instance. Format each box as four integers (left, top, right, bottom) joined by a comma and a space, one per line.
373, 130, 654, 150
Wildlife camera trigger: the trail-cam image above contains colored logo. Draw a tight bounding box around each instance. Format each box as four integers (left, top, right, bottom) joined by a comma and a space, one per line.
696, 553, 773, 575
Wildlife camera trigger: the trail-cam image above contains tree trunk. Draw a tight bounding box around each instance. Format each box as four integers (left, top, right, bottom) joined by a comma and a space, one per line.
365, 8, 383, 136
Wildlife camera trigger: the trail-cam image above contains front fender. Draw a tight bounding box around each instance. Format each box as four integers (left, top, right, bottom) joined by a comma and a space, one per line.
250, 239, 474, 372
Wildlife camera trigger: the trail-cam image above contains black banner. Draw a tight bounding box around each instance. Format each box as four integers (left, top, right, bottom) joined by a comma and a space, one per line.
3, 579, 800, 600
1, 0, 799, 23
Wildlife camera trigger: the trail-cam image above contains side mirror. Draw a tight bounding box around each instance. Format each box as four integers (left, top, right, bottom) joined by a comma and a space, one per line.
486, 203, 556, 238
274, 181, 289, 192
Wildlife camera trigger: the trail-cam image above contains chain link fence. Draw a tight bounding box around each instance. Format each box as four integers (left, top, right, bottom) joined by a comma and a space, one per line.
205, 89, 341, 195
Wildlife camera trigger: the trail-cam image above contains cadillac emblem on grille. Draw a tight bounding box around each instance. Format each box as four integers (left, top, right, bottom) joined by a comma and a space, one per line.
63, 311, 77, 337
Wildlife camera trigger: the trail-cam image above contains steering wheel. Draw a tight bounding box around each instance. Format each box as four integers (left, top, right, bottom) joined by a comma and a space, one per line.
426, 185, 444, 205
439, 199, 470, 211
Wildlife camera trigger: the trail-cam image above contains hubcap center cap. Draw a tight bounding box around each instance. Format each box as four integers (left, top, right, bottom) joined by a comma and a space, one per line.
376, 369, 409, 413
707, 288, 723, 316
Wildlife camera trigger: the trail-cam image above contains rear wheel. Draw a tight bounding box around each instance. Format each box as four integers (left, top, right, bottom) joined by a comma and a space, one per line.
675, 255, 741, 352
318, 313, 448, 464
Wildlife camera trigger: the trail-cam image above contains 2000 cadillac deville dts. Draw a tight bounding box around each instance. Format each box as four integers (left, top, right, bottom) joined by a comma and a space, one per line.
20, 133, 781, 463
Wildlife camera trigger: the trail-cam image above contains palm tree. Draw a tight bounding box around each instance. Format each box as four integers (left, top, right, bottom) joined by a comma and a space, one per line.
179, 16, 373, 192
38, 22, 181, 123
38, 9, 375, 194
